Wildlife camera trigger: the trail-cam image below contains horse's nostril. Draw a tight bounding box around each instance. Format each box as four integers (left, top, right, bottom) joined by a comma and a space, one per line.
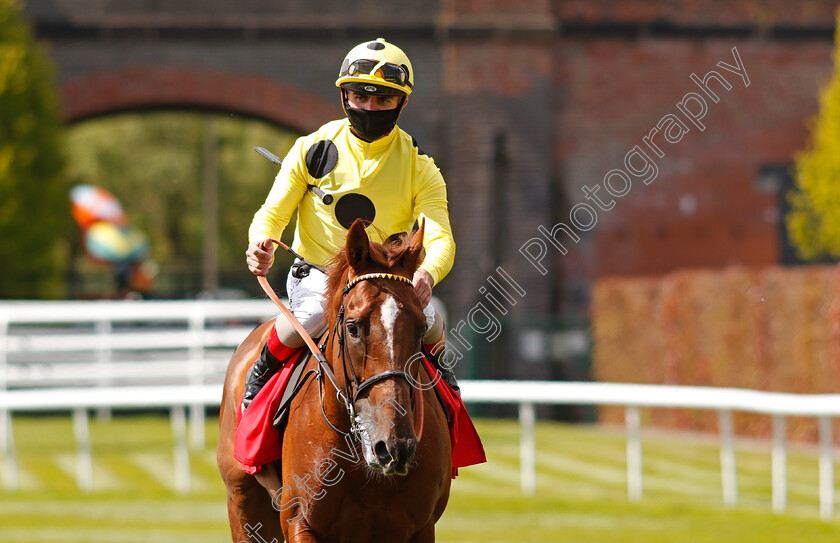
374, 440, 392, 465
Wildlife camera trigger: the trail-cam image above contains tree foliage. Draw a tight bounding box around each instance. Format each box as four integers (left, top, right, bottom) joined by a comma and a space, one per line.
0, 0, 67, 298
786, 8, 840, 260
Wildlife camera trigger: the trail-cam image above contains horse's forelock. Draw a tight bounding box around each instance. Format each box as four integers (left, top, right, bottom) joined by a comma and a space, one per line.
324, 231, 419, 323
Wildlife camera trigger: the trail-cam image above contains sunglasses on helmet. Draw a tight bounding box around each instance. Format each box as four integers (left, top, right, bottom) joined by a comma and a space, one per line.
340, 59, 412, 89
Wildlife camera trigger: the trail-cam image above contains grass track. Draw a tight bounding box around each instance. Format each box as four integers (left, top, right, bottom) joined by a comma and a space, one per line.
2, 415, 840, 542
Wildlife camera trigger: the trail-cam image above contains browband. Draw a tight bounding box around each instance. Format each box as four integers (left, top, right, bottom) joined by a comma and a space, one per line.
344, 272, 413, 292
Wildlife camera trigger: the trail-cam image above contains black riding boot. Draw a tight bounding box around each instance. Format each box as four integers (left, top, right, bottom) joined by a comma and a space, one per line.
439, 366, 461, 395
425, 346, 461, 396
242, 343, 281, 409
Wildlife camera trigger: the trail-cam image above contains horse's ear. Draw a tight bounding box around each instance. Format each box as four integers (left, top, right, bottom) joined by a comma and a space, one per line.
345, 219, 371, 272
405, 219, 426, 273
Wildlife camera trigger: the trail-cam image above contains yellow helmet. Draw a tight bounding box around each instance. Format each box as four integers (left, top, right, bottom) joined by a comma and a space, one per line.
335, 38, 414, 96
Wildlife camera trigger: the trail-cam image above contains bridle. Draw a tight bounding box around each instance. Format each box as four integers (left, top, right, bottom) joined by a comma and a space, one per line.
260, 270, 424, 442
328, 272, 422, 440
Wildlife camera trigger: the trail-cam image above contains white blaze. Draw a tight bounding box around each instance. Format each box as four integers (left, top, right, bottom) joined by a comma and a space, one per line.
379, 295, 400, 361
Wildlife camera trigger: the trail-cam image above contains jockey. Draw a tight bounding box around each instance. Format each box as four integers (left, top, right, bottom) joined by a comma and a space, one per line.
243, 38, 456, 409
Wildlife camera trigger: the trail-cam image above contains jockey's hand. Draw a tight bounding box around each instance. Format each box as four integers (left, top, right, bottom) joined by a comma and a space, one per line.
413, 269, 434, 307
246, 238, 276, 276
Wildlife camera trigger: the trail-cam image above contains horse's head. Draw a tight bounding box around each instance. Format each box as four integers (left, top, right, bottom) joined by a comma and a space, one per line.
325, 219, 428, 476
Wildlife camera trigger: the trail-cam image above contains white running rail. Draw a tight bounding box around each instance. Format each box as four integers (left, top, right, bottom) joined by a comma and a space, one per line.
0, 298, 278, 487
0, 380, 838, 519
0, 301, 837, 518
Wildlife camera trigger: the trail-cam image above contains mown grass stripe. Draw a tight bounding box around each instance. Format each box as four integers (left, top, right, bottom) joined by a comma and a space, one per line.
2, 460, 43, 491
536, 449, 631, 486
0, 497, 227, 523
128, 452, 182, 492
52, 452, 125, 492
131, 451, 217, 493
190, 450, 227, 495
18, 454, 75, 492
99, 453, 171, 495
1, 526, 228, 543
482, 438, 726, 499
491, 441, 630, 491
461, 459, 521, 487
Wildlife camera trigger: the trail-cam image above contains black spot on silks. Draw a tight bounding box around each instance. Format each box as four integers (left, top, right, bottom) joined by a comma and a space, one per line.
367, 42, 386, 51
335, 193, 376, 230
305, 140, 338, 179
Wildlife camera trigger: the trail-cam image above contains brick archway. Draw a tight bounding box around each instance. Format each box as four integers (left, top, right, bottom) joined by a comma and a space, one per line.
61, 66, 341, 133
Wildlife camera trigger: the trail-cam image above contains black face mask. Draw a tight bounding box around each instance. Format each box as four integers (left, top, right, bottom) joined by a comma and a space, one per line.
343, 93, 405, 142
345, 106, 401, 142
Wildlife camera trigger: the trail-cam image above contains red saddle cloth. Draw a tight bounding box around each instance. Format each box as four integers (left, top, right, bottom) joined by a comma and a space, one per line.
233, 352, 486, 477
419, 356, 486, 476
233, 350, 305, 475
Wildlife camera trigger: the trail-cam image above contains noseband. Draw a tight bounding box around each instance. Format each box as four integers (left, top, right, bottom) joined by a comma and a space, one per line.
318, 272, 420, 440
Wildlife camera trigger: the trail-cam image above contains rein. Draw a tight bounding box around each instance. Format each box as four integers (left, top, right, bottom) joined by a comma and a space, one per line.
258, 263, 424, 443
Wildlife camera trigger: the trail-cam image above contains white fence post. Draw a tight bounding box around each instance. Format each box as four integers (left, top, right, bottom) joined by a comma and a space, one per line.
72, 407, 93, 491
519, 401, 536, 496
818, 416, 834, 520
625, 405, 642, 501
0, 310, 9, 453
772, 414, 787, 513
0, 311, 18, 491
0, 410, 18, 491
95, 318, 112, 421
171, 405, 191, 494
0, 310, 7, 393
718, 409, 738, 508
188, 307, 206, 451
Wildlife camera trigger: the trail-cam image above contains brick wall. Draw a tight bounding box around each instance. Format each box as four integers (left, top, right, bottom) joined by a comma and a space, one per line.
22, 0, 838, 324
554, 0, 835, 26
553, 39, 831, 285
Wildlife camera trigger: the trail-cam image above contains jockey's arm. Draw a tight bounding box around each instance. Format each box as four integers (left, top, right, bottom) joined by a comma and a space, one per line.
247, 139, 309, 275
413, 161, 456, 295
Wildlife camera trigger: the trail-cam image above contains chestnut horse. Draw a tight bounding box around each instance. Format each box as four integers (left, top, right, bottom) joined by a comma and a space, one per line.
217, 220, 452, 542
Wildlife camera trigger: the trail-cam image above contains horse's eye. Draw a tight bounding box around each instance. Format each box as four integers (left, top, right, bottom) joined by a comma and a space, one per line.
346, 322, 360, 338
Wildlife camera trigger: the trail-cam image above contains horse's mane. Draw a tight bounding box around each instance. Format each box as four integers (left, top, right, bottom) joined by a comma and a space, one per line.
324, 230, 422, 324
